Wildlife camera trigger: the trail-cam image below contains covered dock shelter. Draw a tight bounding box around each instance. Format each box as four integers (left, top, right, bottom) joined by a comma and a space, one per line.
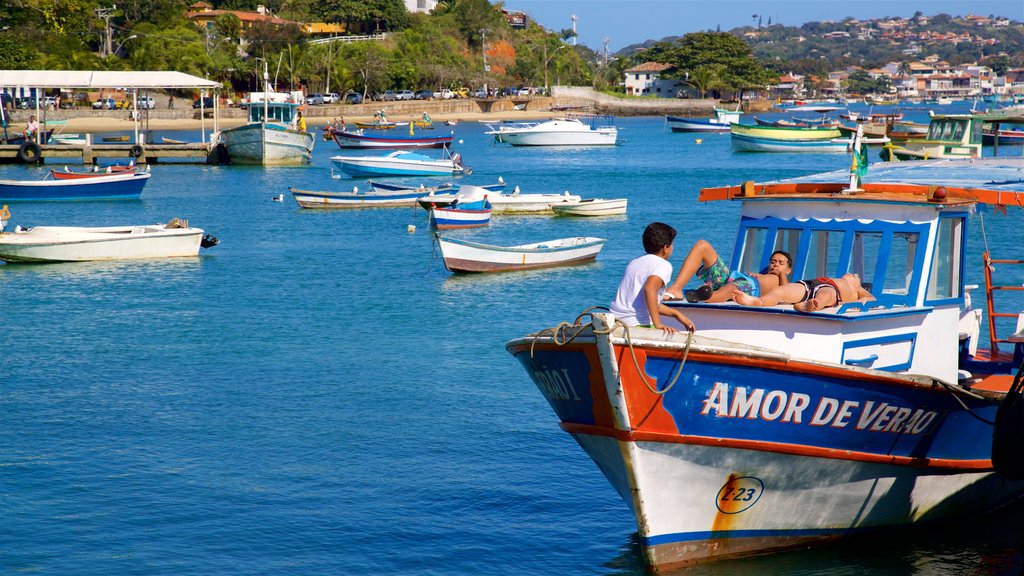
0, 70, 222, 147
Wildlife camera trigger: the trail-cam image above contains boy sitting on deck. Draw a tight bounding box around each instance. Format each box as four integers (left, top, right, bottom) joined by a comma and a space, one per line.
663, 240, 792, 304
610, 222, 695, 334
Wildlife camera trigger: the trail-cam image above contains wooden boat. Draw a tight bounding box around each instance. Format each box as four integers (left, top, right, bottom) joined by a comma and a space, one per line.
428, 198, 491, 229
506, 151, 1024, 570
353, 121, 408, 130
983, 127, 1024, 146
369, 180, 458, 195
666, 107, 741, 132
418, 185, 581, 214
216, 66, 315, 166
0, 171, 150, 201
330, 149, 469, 178
435, 234, 607, 273
330, 129, 453, 149
730, 123, 841, 141
550, 197, 627, 216
50, 162, 136, 180
160, 136, 187, 144
731, 133, 852, 153
485, 115, 618, 146
880, 114, 983, 161
288, 186, 426, 209
0, 218, 217, 262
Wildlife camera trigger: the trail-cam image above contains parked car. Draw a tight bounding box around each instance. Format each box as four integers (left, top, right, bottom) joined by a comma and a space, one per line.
192, 96, 214, 109
306, 93, 324, 105
138, 96, 156, 109
473, 88, 488, 98
345, 92, 363, 104
517, 87, 533, 96
395, 90, 415, 101
381, 90, 397, 101
453, 87, 470, 99
323, 93, 339, 104
433, 89, 454, 100
414, 89, 434, 100
92, 97, 116, 110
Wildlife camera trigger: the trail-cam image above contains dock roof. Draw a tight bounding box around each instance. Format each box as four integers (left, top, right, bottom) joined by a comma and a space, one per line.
0, 70, 220, 90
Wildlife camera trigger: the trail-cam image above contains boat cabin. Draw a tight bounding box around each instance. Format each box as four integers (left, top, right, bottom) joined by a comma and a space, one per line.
244, 101, 298, 125
924, 114, 983, 146
668, 160, 1023, 387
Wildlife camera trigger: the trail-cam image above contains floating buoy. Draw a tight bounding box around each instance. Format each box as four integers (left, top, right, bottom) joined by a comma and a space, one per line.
407, 224, 416, 233
695, 138, 703, 144
458, 139, 464, 144
272, 194, 284, 202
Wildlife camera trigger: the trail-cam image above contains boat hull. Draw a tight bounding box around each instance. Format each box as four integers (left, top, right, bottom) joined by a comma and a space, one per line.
288, 187, 422, 209
331, 130, 453, 149
0, 172, 150, 201
331, 156, 464, 177
498, 128, 617, 146
507, 316, 1024, 568
731, 133, 849, 153
437, 236, 605, 272
731, 123, 841, 140
667, 117, 731, 132
219, 123, 314, 166
428, 206, 490, 229
0, 224, 203, 262
550, 198, 627, 216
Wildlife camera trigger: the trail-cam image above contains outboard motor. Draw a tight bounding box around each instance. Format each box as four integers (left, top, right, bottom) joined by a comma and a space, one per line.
200, 233, 220, 249
992, 364, 1024, 480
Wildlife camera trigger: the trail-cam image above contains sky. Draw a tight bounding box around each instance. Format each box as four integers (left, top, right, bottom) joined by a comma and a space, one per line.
502, 0, 1024, 53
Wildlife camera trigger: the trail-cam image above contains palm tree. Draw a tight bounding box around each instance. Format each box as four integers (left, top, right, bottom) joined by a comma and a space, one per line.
685, 65, 723, 99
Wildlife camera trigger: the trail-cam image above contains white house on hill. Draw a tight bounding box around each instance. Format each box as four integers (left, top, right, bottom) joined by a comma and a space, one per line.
404, 0, 437, 13
623, 62, 681, 97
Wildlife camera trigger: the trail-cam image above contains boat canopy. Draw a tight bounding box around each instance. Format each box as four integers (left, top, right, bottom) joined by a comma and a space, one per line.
0, 70, 220, 89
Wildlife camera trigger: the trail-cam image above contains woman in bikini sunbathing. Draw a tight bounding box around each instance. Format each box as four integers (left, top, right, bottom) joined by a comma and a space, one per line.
663, 239, 793, 303
731, 273, 874, 312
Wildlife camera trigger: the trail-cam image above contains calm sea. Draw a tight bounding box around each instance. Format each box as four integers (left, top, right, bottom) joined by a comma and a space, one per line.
3, 103, 1024, 575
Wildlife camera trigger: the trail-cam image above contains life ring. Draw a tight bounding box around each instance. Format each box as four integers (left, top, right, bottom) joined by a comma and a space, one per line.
129, 144, 144, 158
17, 141, 41, 163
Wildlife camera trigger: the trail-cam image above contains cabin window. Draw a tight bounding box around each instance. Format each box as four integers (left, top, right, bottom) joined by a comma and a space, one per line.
970, 120, 983, 144
881, 232, 919, 295
738, 227, 767, 273
927, 216, 963, 301
804, 230, 844, 278
950, 121, 965, 141
849, 231, 882, 290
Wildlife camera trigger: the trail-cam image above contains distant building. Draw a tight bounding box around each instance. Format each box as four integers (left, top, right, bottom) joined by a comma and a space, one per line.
186, 2, 345, 43
623, 62, 679, 97
403, 0, 438, 14
502, 10, 528, 29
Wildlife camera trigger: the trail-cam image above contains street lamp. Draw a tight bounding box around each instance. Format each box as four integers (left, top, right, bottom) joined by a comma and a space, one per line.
544, 44, 567, 94
113, 34, 137, 56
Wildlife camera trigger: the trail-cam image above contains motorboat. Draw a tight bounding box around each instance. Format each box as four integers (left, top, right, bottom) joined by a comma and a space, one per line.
485, 115, 618, 146
330, 149, 468, 178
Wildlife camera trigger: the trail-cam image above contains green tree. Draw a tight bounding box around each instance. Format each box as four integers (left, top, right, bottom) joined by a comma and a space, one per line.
0, 35, 41, 69
639, 32, 777, 94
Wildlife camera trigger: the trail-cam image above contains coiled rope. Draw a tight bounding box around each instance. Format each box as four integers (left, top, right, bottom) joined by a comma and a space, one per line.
529, 307, 694, 396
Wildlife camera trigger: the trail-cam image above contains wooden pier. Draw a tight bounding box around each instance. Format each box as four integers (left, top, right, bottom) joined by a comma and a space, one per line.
0, 142, 219, 165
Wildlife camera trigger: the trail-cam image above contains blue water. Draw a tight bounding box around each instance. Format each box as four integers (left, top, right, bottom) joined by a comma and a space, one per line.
3, 106, 1024, 575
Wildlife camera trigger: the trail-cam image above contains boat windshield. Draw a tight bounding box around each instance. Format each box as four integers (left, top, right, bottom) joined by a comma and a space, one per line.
248, 103, 294, 124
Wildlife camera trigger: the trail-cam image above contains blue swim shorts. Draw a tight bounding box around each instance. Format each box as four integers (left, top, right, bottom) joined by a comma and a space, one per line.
696, 257, 759, 297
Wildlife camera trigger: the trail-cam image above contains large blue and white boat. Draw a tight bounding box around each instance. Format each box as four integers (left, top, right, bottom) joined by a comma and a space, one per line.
330, 149, 468, 178
217, 96, 315, 166
0, 171, 150, 201
507, 154, 1024, 570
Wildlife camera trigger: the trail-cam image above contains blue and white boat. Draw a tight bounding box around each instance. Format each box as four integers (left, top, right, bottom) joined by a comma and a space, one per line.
0, 171, 150, 201
507, 154, 1024, 569
666, 107, 742, 132
288, 186, 424, 209
731, 132, 852, 153
428, 198, 491, 229
331, 149, 468, 178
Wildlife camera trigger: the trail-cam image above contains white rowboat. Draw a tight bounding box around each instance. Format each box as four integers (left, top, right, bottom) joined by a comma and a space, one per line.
550, 198, 627, 217
436, 235, 607, 273
0, 220, 215, 262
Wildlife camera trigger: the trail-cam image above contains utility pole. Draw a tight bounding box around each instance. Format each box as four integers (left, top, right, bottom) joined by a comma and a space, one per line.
571, 15, 577, 46
603, 37, 609, 66
96, 5, 116, 57
479, 29, 491, 73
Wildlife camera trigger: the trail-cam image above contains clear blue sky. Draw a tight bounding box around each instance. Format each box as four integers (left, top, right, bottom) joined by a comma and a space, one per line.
502, 1, 1024, 53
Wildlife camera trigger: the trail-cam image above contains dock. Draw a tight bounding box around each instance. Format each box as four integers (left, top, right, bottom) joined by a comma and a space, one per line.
0, 141, 220, 165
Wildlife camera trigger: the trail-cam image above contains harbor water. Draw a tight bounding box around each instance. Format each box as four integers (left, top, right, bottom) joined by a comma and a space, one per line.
3, 105, 1024, 575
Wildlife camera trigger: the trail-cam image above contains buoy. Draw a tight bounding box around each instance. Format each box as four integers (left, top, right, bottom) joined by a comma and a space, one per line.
407, 224, 416, 233
695, 139, 703, 144
458, 139, 464, 144
272, 194, 283, 202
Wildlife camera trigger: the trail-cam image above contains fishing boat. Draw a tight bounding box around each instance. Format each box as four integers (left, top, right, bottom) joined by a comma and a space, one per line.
216, 66, 315, 166
485, 115, 618, 146
550, 197, 627, 216
880, 114, 983, 161
288, 186, 426, 209
982, 127, 1024, 146
330, 149, 469, 178
369, 180, 458, 195
0, 171, 150, 201
428, 198, 491, 229
50, 162, 136, 180
731, 133, 854, 153
0, 217, 217, 262
435, 234, 607, 273
417, 185, 581, 214
330, 129, 453, 149
506, 149, 1024, 570
666, 107, 741, 133
353, 121, 407, 130
730, 123, 842, 141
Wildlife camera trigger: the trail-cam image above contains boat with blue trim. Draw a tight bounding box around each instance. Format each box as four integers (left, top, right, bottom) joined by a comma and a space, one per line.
666, 107, 742, 133
330, 128, 454, 149
330, 148, 468, 178
0, 171, 150, 201
506, 152, 1024, 569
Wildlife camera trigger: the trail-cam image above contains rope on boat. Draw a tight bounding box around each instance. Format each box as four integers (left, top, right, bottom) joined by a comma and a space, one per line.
934, 380, 995, 426
530, 306, 693, 396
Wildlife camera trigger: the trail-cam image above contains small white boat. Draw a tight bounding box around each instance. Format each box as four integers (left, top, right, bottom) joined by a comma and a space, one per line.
428, 198, 491, 230
288, 186, 425, 209
418, 185, 582, 214
436, 234, 607, 273
0, 218, 217, 263
486, 115, 618, 146
551, 198, 627, 217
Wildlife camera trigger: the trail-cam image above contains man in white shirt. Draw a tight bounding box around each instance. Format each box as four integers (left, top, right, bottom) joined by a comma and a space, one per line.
610, 222, 695, 333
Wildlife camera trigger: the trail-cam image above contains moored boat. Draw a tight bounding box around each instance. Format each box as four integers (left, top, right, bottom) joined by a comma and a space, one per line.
730, 122, 842, 141
666, 107, 741, 133
550, 197, 627, 216
417, 185, 581, 214
485, 115, 618, 146
330, 129, 453, 149
428, 198, 491, 229
0, 171, 150, 201
0, 217, 217, 262
731, 133, 855, 153
506, 154, 1024, 570
880, 114, 982, 161
331, 149, 469, 178
288, 186, 425, 209
50, 162, 137, 180
435, 234, 607, 273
